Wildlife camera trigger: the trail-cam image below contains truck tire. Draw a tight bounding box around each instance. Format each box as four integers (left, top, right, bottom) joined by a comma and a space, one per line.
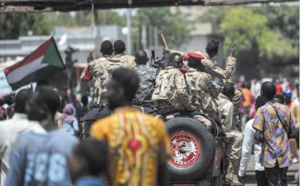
165, 117, 215, 181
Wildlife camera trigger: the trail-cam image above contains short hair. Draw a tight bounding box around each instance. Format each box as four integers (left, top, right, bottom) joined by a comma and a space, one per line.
261, 81, 276, 101
114, 40, 126, 54
187, 57, 201, 69
206, 40, 220, 54
100, 40, 113, 55
222, 83, 235, 98
14, 89, 32, 113
73, 139, 108, 176
134, 50, 148, 64
255, 95, 266, 111
26, 86, 61, 121
273, 94, 285, 104
111, 68, 140, 102
242, 82, 251, 89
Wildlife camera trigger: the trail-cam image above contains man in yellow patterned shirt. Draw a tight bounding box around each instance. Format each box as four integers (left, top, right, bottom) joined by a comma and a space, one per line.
91, 68, 172, 186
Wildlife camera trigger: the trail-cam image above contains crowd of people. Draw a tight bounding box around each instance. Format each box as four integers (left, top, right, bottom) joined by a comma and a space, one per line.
0, 38, 298, 186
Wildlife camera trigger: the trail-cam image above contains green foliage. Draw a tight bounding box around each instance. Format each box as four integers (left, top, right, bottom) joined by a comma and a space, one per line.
45, 12, 76, 27
132, 7, 190, 49
220, 7, 297, 61
44, 10, 126, 27
0, 13, 50, 39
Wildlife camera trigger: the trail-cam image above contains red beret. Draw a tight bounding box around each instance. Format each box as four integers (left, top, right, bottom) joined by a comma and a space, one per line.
187, 52, 204, 59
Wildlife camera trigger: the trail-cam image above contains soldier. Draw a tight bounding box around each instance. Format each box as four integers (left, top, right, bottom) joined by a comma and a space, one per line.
184, 52, 220, 122
133, 50, 157, 108
152, 52, 190, 116
217, 83, 243, 186
170, 40, 242, 130
113, 40, 136, 69
80, 40, 125, 107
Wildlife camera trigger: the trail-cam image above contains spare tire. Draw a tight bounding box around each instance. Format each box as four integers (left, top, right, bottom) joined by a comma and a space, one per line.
165, 117, 215, 181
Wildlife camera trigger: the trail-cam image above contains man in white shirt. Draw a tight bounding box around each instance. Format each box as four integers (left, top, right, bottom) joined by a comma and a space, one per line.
0, 89, 45, 186
238, 95, 267, 186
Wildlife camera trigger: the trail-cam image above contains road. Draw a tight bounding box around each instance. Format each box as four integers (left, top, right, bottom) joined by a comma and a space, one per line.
196, 154, 299, 186
243, 155, 299, 186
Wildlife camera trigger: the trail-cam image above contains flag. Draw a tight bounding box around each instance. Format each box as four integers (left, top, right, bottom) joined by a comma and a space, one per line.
4, 37, 65, 90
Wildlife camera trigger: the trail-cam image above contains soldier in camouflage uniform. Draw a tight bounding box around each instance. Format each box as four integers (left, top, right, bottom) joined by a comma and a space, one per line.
217, 83, 243, 186
113, 40, 136, 69
184, 52, 221, 122
80, 40, 125, 107
170, 40, 242, 130
133, 50, 157, 107
152, 53, 190, 115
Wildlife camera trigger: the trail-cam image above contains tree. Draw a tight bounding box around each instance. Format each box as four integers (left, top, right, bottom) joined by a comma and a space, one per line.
196, 6, 299, 79
220, 7, 297, 79
132, 7, 191, 50
45, 12, 76, 27
0, 13, 50, 39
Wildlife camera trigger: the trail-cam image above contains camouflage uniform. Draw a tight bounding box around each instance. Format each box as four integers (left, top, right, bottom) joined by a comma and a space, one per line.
217, 93, 243, 185
133, 65, 157, 107
113, 54, 136, 69
152, 67, 190, 114
171, 49, 242, 129
80, 56, 125, 107
185, 67, 220, 121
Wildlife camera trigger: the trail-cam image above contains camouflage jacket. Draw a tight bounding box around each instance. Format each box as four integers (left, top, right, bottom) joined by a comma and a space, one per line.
114, 54, 136, 69
185, 68, 220, 120
217, 93, 234, 132
194, 51, 236, 80
133, 65, 157, 107
80, 56, 125, 106
170, 49, 236, 80
152, 67, 190, 113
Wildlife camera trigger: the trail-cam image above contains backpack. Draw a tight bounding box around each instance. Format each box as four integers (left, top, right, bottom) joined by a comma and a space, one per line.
103, 57, 125, 84
152, 69, 177, 100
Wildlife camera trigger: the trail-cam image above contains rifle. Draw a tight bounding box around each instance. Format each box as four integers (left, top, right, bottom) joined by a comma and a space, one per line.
150, 49, 167, 70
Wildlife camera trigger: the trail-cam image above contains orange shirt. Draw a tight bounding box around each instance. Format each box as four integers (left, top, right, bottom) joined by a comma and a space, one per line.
242, 88, 251, 108
91, 107, 172, 186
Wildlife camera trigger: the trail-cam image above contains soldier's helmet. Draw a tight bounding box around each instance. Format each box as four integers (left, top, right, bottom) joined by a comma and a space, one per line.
169, 53, 183, 64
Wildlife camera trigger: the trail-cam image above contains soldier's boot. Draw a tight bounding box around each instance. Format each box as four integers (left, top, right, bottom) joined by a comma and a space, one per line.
231, 159, 243, 186
225, 161, 234, 184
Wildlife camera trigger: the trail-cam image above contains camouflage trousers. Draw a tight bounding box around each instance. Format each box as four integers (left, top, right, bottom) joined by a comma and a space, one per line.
225, 130, 243, 160
154, 100, 184, 114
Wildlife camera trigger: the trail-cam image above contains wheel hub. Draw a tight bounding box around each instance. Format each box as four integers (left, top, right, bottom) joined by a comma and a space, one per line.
169, 131, 201, 168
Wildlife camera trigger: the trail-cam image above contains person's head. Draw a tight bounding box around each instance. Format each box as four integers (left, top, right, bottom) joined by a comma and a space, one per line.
206, 40, 220, 58
186, 52, 204, 70
100, 40, 113, 56
261, 81, 276, 101
26, 86, 61, 122
105, 68, 139, 110
222, 83, 235, 100
114, 40, 126, 54
134, 50, 148, 65
255, 95, 266, 111
283, 91, 292, 104
242, 82, 251, 89
68, 139, 108, 183
169, 52, 183, 69
273, 94, 285, 104
14, 89, 32, 114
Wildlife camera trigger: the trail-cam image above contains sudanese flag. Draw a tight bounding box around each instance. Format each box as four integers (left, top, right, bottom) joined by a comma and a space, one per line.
4, 37, 65, 90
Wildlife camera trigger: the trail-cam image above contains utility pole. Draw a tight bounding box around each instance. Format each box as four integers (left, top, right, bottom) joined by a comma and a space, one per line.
126, 9, 132, 55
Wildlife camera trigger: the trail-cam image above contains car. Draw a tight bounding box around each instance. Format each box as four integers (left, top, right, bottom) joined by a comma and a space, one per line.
161, 111, 226, 186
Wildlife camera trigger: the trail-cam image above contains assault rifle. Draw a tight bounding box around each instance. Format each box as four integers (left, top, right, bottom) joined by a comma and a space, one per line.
150, 49, 168, 70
